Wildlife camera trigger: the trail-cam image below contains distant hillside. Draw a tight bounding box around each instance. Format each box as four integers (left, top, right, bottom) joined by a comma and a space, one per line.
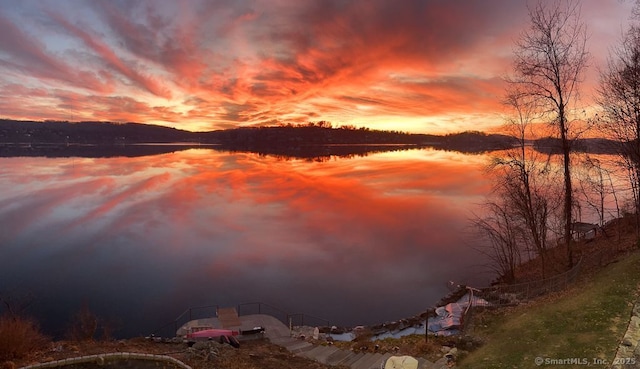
0, 119, 513, 149
0, 119, 621, 156
0, 119, 197, 144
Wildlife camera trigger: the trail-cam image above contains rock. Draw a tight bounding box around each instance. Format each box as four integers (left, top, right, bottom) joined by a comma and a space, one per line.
205, 350, 219, 361
193, 341, 221, 350
433, 357, 449, 369
622, 336, 634, 347
630, 316, 640, 329
441, 346, 452, 353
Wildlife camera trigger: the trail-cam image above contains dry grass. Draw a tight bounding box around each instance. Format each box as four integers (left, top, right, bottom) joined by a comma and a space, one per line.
329, 332, 479, 362
0, 315, 50, 362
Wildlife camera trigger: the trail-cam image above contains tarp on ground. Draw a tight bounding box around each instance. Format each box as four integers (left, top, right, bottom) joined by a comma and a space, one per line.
384, 356, 419, 369
372, 292, 492, 340
427, 292, 491, 336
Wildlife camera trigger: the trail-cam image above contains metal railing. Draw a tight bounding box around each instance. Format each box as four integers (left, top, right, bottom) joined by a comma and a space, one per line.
237, 301, 330, 328
237, 302, 289, 324
151, 304, 218, 337
476, 256, 583, 306
457, 256, 585, 334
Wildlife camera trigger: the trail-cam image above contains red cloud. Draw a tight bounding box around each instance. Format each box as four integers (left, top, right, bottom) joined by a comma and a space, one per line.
0, 1, 633, 132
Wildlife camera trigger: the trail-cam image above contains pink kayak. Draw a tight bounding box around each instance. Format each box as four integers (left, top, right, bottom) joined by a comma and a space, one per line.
186, 328, 239, 339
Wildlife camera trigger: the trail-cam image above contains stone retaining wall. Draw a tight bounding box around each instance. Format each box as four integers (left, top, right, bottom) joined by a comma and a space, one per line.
612, 298, 640, 369
18, 353, 191, 369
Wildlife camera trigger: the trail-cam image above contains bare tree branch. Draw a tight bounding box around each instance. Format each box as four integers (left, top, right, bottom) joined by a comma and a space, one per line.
510, 0, 589, 268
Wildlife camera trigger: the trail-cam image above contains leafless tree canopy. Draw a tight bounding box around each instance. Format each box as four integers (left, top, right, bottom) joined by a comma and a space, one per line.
514, 1, 588, 120
473, 86, 560, 281
596, 24, 640, 226
510, 0, 589, 268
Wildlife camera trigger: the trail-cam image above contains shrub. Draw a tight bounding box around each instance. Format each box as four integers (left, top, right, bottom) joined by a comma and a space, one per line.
66, 305, 98, 341
0, 315, 49, 361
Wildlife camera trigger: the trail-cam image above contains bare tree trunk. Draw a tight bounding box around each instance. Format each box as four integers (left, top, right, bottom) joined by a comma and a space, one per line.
560, 115, 574, 267
511, 1, 588, 270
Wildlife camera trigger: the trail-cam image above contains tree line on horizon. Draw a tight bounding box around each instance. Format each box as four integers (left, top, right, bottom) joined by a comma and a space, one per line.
0, 117, 625, 158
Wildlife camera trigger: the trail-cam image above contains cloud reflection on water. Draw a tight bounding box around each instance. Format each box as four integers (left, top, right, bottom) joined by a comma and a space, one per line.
0, 148, 493, 337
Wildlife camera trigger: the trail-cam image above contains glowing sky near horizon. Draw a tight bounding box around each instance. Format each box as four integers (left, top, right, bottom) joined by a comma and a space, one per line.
0, 0, 634, 133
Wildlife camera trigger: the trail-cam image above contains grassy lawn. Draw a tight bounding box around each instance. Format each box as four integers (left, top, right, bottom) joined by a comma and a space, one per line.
458, 250, 640, 369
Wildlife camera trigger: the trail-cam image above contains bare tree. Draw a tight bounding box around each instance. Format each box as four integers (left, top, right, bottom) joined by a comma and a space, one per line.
67, 304, 98, 341
473, 87, 559, 280
511, 0, 589, 268
472, 202, 522, 282
499, 88, 557, 278
576, 156, 619, 229
596, 23, 640, 235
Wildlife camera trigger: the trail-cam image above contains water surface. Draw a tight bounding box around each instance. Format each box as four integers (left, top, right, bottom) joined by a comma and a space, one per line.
0, 148, 493, 337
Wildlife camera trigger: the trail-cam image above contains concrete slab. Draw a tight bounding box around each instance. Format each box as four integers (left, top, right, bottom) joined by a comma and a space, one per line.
350, 353, 378, 369
272, 337, 294, 345
326, 349, 353, 366
291, 344, 315, 355
342, 352, 366, 367
279, 339, 306, 349
283, 340, 313, 352
354, 353, 386, 369
238, 314, 291, 339
307, 346, 340, 363
290, 343, 315, 354
268, 337, 297, 345
300, 346, 329, 359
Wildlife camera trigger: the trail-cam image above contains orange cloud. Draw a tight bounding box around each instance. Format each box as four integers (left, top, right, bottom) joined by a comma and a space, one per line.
0, 1, 633, 133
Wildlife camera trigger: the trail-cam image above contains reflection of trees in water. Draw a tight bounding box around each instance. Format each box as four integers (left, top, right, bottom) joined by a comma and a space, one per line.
0, 139, 624, 160
218, 144, 423, 162
0, 143, 206, 158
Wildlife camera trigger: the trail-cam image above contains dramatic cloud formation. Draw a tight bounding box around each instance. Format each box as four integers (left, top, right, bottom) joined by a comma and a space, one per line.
0, 0, 633, 133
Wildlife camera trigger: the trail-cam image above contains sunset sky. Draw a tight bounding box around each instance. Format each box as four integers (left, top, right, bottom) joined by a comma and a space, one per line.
0, 0, 634, 133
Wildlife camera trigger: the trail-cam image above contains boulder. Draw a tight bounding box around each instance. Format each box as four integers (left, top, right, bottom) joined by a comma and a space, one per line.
384, 356, 419, 369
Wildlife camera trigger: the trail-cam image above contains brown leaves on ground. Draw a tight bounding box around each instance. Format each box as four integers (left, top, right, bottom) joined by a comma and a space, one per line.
510, 215, 640, 284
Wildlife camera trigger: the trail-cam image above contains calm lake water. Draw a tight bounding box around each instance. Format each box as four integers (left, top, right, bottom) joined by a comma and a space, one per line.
0, 148, 495, 337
